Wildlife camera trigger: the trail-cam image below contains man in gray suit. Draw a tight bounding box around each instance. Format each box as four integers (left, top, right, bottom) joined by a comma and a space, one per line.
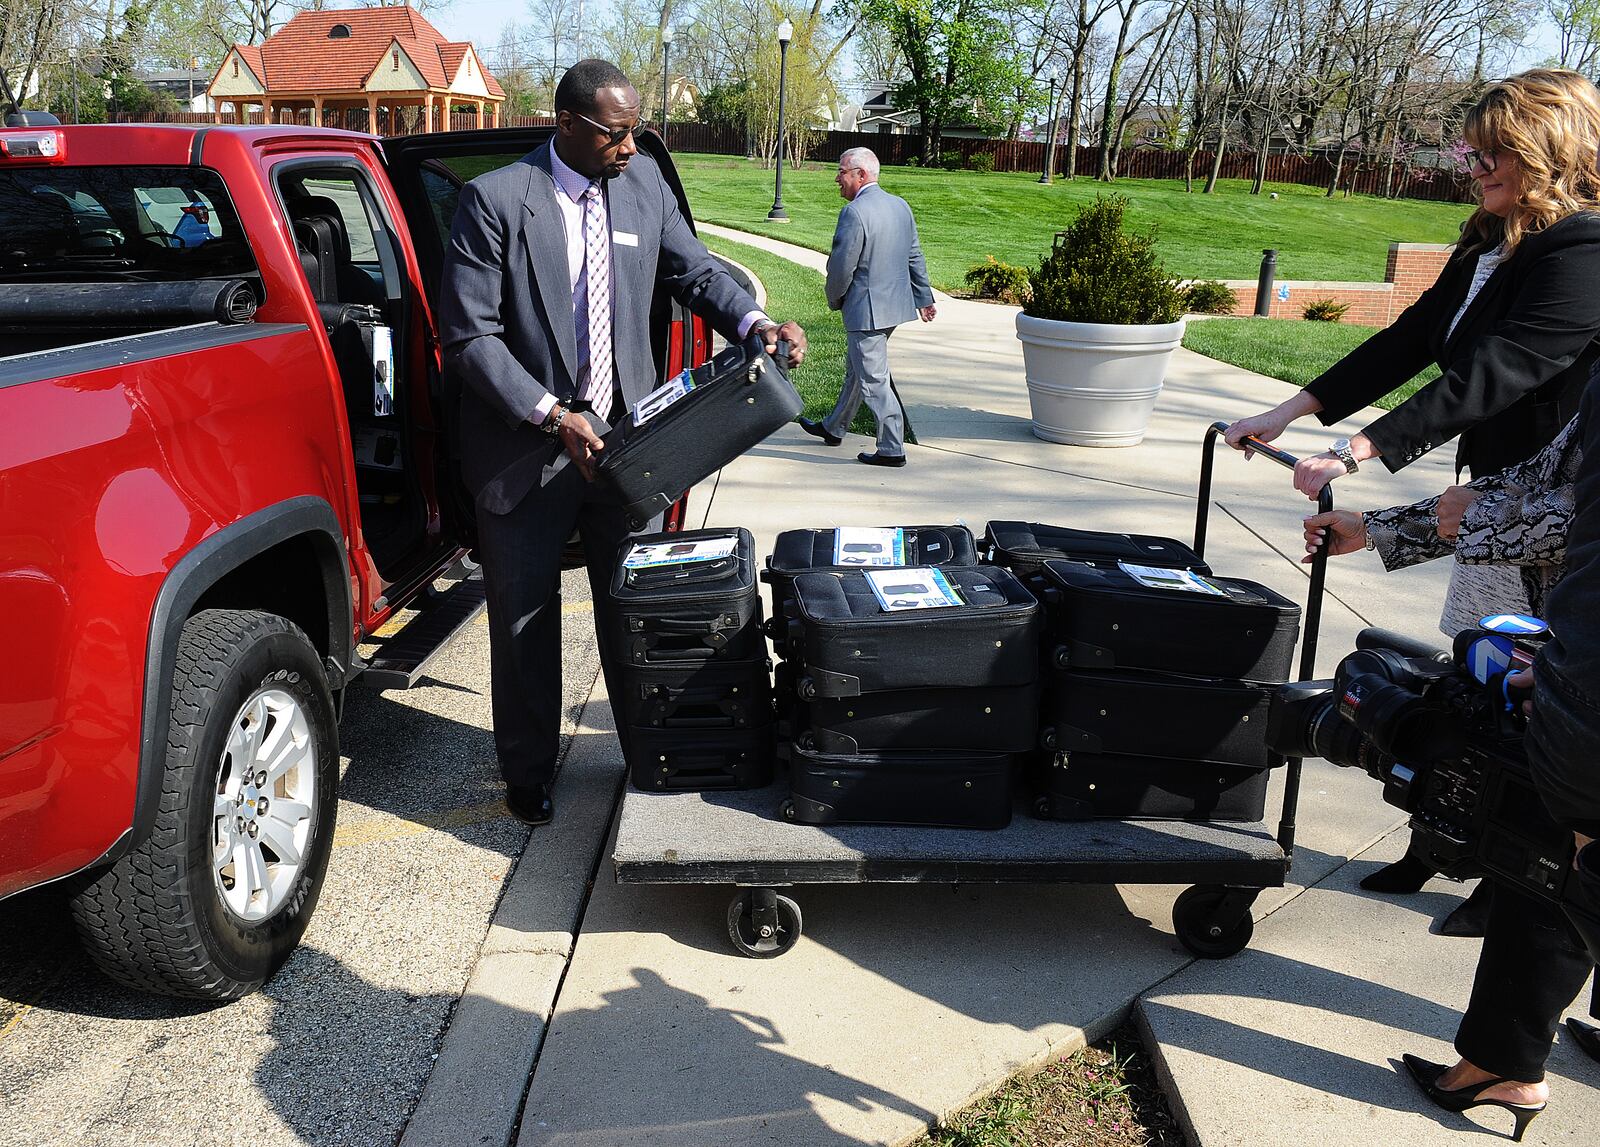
439, 59, 806, 825
799, 147, 934, 467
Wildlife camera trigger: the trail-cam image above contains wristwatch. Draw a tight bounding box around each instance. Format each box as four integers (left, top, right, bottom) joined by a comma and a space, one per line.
1330, 437, 1359, 475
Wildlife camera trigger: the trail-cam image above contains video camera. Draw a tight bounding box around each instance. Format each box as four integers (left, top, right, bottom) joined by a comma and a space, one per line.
1267, 618, 1600, 962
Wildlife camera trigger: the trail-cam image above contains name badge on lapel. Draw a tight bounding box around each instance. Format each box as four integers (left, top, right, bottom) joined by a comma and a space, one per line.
613, 231, 640, 247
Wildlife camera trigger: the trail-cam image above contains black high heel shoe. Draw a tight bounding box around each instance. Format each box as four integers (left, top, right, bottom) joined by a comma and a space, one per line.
1401, 1055, 1546, 1142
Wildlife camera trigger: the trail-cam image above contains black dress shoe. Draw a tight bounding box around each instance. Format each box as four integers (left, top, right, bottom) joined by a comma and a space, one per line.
1359, 854, 1435, 893
1438, 880, 1493, 937
798, 417, 842, 446
505, 783, 554, 826
1567, 1017, 1600, 1064
857, 451, 907, 468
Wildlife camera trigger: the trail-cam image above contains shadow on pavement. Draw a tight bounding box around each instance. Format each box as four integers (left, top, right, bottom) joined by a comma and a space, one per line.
519, 966, 932, 1146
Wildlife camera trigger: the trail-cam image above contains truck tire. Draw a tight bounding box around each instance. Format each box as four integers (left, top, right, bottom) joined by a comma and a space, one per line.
70, 609, 339, 1000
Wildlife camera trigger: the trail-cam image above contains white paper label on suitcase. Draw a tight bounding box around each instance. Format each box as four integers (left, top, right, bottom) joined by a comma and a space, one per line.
632, 369, 696, 427
372, 324, 395, 415
623, 535, 737, 569
865, 567, 964, 611
1117, 561, 1227, 596
833, 527, 907, 566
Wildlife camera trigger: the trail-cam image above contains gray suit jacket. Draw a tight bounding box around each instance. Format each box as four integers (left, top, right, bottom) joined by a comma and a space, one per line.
439, 140, 759, 513
824, 183, 933, 333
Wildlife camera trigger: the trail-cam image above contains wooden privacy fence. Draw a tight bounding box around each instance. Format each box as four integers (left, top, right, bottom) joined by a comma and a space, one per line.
121, 110, 1471, 203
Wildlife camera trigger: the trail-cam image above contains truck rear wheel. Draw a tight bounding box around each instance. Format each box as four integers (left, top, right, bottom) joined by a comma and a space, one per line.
71, 609, 339, 1000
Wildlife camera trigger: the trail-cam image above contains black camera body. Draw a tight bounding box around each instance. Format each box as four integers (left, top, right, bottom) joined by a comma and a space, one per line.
1268, 627, 1600, 955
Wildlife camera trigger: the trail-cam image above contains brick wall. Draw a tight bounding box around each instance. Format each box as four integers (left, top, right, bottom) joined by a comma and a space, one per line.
1217, 242, 1451, 327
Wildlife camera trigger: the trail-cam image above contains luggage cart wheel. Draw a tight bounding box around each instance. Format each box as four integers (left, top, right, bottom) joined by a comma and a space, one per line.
1172, 884, 1256, 959
726, 889, 802, 958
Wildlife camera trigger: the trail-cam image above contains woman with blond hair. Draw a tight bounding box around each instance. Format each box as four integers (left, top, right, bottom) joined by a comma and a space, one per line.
1229, 69, 1600, 901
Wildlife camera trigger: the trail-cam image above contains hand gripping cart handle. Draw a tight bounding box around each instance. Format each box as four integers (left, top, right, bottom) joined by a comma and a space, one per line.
1195, 420, 1334, 863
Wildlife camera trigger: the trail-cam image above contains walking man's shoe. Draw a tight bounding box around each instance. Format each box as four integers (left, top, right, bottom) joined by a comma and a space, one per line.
505, 783, 554, 826
857, 451, 907, 468
799, 417, 842, 446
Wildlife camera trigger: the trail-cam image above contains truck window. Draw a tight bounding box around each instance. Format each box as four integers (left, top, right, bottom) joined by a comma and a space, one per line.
276, 168, 396, 305
0, 166, 256, 282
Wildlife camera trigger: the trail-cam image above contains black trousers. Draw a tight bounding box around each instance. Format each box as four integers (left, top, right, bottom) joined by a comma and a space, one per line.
474, 449, 660, 787
1454, 882, 1593, 1081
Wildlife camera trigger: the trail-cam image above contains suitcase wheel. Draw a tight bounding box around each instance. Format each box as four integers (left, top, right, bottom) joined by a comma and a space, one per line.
726, 888, 802, 958
1172, 884, 1257, 959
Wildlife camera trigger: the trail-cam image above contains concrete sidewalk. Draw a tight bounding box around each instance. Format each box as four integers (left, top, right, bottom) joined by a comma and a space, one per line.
414, 228, 1597, 1147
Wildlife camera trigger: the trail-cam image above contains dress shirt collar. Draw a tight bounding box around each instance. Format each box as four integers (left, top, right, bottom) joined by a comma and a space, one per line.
549, 144, 596, 203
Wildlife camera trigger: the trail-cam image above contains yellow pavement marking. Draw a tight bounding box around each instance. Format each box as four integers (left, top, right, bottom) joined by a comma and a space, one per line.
332, 799, 510, 848
0, 1004, 33, 1041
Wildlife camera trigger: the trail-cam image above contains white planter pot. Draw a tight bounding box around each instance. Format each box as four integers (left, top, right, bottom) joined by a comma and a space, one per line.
1015, 313, 1187, 447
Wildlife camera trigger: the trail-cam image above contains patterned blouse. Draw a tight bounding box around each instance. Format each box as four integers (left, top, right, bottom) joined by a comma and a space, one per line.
1362, 415, 1583, 618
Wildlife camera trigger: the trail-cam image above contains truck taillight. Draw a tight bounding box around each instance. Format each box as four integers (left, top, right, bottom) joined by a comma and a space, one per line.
0, 130, 66, 163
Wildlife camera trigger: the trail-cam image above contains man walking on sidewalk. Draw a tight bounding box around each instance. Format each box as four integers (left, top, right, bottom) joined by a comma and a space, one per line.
799, 147, 935, 468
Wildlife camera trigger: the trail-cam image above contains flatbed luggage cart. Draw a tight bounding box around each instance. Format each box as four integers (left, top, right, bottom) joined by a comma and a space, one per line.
611, 423, 1333, 959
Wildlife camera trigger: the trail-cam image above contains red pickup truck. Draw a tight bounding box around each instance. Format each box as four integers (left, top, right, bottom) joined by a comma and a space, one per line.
0, 122, 708, 999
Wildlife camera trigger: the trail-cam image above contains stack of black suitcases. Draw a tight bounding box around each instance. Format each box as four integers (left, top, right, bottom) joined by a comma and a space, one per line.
765, 526, 1041, 828
983, 521, 1301, 822
609, 527, 775, 791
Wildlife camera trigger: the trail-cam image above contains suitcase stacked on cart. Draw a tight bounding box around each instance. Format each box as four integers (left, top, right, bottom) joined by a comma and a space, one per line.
984, 522, 1301, 822
767, 525, 1041, 828
610, 527, 775, 791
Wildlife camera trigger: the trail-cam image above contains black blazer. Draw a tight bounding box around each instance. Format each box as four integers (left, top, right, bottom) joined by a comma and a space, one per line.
1307, 212, 1600, 477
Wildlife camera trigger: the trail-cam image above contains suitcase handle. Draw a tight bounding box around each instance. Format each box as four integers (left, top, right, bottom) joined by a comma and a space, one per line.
1196, 420, 1332, 865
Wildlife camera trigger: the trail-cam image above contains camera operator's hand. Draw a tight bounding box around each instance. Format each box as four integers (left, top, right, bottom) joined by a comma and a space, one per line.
1301, 509, 1367, 562
1507, 666, 1535, 715
1436, 485, 1481, 540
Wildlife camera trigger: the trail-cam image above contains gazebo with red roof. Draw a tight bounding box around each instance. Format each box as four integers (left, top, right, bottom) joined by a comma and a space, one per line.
208, 6, 505, 133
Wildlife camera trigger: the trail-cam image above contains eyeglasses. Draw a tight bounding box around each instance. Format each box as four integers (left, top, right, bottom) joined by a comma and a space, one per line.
574, 110, 639, 146
1463, 148, 1500, 175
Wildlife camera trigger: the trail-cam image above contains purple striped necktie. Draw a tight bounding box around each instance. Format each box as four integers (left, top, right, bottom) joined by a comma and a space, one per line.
575, 180, 614, 425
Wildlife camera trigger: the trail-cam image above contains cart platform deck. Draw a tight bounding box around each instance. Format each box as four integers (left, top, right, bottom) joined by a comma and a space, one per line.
613, 784, 1286, 886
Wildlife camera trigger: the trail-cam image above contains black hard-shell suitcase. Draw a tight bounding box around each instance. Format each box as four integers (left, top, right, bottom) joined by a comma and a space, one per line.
627, 724, 774, 791
610, 528, 764, 664
787, 745, 1013, 828
1039, 559, 1299, 683
1034, 751, 1270, 822
1039, 671, 1273, 767
596, 334, 804, 528
619, 659, 773, 731
763, 525, 979, 653
794, 682, 1040, 754
983, 520, 1210, 578
788, 566, 1040, 698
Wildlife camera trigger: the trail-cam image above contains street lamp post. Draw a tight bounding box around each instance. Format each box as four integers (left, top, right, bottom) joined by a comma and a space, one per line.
660, 26, 674, 136
1039, 67, 1059, 184
68, 47, 78, 124
766, 17, 794, 223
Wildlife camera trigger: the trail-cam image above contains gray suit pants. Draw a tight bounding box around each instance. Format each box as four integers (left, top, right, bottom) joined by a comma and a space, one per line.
824, 327, 904, 457
474, 451, 660, 787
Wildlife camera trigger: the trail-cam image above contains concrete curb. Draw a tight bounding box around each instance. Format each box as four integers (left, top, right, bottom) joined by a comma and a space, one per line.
398, 671, 625, 1147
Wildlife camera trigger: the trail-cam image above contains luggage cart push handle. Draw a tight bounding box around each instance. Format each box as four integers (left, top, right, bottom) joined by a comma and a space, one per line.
1193, 420, 1334, 861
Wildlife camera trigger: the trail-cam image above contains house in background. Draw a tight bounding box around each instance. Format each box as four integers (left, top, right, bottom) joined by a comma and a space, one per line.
208, 6, 504, 133
139, 66, 213, 113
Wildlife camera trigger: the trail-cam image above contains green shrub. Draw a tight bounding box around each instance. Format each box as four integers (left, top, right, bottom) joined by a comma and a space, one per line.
1302, 297, 1351, 322
967, 152, 996, 174
964, 256, 1031, 304
903, 154, 921, 167
1181, 279, 1238, 315
941, 149, 964, 171
1025, 196, 1185, 326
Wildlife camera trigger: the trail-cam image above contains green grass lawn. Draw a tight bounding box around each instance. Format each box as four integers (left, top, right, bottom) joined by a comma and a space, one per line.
1182, 317, 1439, 409
700, 232, 881, 436
675, 153, 1469, 289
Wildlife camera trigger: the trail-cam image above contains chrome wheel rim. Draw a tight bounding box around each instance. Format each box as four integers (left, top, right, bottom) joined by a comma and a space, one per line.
211, 687, 318, 923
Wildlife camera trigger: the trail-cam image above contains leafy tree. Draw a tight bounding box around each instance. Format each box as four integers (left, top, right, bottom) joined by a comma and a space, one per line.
863, 0, 1035, 165
697, 79, 752, 127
